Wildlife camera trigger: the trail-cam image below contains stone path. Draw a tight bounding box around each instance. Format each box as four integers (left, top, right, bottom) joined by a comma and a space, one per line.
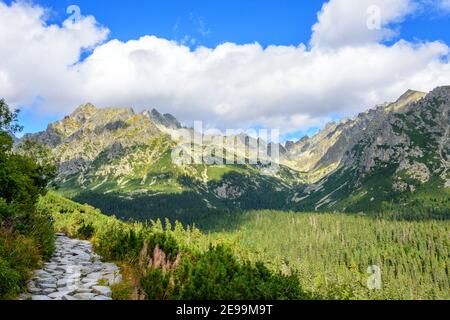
21, 233, 122, 300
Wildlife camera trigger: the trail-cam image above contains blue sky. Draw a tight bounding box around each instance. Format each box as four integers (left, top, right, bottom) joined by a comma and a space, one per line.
10, 0, 450, 49
2, 0, 450, 141
15, 0, 325, 48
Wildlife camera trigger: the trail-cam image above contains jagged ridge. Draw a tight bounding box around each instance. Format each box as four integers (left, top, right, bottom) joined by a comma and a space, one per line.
23, 87, 450, 218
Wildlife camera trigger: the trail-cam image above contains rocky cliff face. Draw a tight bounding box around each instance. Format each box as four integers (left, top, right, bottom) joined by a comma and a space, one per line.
291, 86, 449, 212
283, 89, 428, 182
24, 104, 165, 179
143, 108, 182, 130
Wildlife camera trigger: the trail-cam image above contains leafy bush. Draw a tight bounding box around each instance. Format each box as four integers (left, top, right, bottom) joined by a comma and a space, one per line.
0, 198, 15, 223
0, 99, 56, 299
75, 219, 95, 240
144, 232, 179, 261
139, 267, 174, 300
96, 224, 144, 261
0, 259, 21, 299
27, 213, 55, 260
0, 230, 42, 299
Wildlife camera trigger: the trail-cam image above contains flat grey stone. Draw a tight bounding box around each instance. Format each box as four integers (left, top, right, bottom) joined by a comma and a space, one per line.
75, 288, 93, 293
48, 292, 66, 299
34, 270, 49, 277
73, 293, 96, 300
81, 282, 98, 289
103, 263, 119, 269
36, 280, 56, 286
45, 263, 57, 269
42, 288, 57, 294
40, 283, 57, 289
92, 286, 112, 297
55, 266, 69, 272
81, 277, 97, 284
77, 254, 91, 261
57, 278, 76, 287
57, 287, 76, 294
86, 272, 104, 279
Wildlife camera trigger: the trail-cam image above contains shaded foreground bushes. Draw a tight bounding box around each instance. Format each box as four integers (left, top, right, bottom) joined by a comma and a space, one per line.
41, 192, 312, 300
135, 243, 308, 300
0, 99, 56, 299
0, 230, 42, 299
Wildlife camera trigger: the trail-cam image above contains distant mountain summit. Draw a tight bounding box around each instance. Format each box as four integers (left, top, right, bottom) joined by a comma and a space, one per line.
281, 89, 428, 182
143, 108, 182, 129
23, 87, 449, 219
291, 86, 449, 213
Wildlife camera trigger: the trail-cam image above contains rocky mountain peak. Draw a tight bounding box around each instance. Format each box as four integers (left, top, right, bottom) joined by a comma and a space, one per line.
143, 108, 182, 129
398, 89, 425, 100
385, 89, 426, 113
285, 140, 295, 150
428, 85, 450, 98
71, 103, 98, 120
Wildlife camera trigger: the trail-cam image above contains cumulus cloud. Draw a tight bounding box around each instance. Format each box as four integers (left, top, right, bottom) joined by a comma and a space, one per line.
0, 1, 108, 110
1, 0, 450, 136
310, 0, 416, 48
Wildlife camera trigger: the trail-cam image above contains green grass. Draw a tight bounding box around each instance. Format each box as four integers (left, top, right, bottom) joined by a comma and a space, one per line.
0, 230, 44, 299
206, 165, 246, 181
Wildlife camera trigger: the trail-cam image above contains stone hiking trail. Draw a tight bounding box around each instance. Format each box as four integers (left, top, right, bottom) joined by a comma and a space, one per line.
21, 233, 122, 300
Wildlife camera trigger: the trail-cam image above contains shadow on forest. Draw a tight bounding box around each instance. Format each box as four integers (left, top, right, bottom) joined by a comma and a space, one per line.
72, 191, 224, 226
70, 170, 295, 232
71, 190, 283, 233
71, 190, 450, 234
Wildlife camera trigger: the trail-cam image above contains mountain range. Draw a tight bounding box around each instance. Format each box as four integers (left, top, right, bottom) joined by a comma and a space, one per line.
23, 86, 450, 221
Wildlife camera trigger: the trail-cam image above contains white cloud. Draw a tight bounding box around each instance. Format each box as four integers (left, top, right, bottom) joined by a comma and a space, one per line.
0, 0, 450, 136
310, 0, 416, 48
440, 0, 450, 10
0, 1, 108, 110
